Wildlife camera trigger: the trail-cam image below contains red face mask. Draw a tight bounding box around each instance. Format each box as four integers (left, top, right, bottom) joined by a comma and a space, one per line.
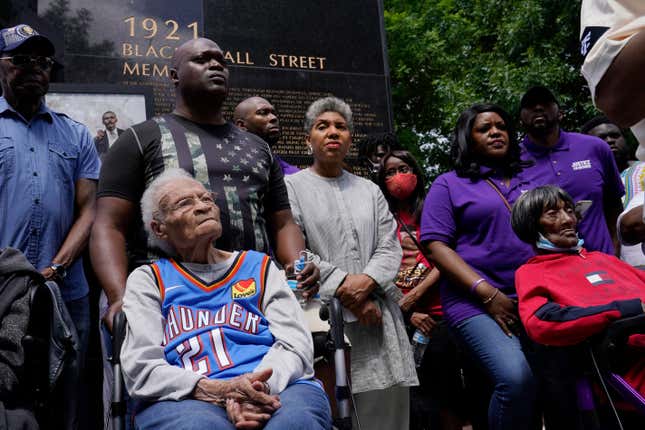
385, 173, 417, 200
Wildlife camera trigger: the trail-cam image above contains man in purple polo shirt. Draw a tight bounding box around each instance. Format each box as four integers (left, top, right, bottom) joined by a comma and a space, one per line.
234, 96, 299, 175
519, 86, 624, 255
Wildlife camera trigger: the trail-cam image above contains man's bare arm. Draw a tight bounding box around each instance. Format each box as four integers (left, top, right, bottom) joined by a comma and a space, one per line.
267, 208, 320, 295
90, 196, 136, 331
267, 208, 304, 266
43, 179, 97, 278
619, 205, 645, 245
596, 30, 645, 128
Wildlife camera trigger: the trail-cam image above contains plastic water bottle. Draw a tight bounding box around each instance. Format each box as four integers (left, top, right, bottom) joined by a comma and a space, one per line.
287, 256, 307, 306
411, 329, 429, 368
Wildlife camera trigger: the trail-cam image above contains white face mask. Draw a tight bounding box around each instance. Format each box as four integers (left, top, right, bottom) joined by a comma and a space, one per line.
536, 232, 584, 253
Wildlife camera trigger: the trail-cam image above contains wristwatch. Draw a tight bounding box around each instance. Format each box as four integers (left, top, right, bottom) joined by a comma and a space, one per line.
50, 263, 67, 279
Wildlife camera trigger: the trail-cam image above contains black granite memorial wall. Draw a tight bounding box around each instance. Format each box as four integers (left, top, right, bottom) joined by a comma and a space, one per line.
2, 0, 392, 171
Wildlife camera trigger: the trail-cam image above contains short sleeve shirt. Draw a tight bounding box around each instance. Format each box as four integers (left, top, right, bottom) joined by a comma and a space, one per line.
621, 161, 645, 207
420, 168, 535, 326
97, 114, 290, 265
520, 131, 625, 254
0, 97, 100, 301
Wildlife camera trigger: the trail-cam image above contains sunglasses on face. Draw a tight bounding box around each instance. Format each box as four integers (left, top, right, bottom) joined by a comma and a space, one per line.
0, 55, 55, 70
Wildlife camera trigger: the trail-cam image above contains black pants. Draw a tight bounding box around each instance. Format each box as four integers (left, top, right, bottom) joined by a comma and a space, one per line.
409, 318, 466, 430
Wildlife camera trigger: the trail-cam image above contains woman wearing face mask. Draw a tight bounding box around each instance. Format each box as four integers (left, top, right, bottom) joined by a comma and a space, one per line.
378, 150, 465, 430
420, 104, 537, 430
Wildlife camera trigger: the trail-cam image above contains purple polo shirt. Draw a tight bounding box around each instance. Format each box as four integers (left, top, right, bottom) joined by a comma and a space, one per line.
420, 168, 535, 326
276, 156, 300, 175
521, 131, 624, 254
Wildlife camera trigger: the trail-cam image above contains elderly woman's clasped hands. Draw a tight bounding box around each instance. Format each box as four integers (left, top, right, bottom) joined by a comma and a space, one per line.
193, 368, 281, 429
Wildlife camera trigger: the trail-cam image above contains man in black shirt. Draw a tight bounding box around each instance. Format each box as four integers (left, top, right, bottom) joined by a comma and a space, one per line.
91, 38, 318, 331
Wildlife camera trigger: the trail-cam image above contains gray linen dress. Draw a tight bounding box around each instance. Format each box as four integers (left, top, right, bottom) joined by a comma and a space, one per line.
285, 168, 417, 394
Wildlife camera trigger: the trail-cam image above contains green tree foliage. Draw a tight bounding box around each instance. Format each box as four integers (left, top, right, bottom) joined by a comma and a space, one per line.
384, 0, 597, 177
43, 0, 114, 56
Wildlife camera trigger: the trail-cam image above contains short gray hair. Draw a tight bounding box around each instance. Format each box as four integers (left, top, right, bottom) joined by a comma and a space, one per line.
511, 185, 575, 244
140, 168, 195, 256
304, 96, 353, 132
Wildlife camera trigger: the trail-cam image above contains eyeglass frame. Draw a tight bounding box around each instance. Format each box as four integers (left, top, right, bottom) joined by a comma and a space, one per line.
0, 54, 55, 70
384, 165, 412, 178
154, 191, 219, 221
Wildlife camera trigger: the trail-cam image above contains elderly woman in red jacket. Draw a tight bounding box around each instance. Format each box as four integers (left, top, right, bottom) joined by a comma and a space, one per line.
511, 185, 645, 427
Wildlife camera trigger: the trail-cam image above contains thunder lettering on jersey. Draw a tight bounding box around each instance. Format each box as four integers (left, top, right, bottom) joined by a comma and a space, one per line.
150, 251, 273, 380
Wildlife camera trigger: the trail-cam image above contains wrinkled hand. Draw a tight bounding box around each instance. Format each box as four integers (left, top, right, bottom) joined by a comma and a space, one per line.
354, 300, 382, 326
410, 312, 436, 336
484, 291, 519, 337
193, 368, 281, 411
398, 291, 419, 313
226, 399, 273, 429
336, 274, 376, 310
101, 299, 123, 333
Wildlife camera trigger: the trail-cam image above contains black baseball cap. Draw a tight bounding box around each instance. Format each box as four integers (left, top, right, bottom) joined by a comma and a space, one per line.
520, 86, 559, 109
0, 24, 54, 55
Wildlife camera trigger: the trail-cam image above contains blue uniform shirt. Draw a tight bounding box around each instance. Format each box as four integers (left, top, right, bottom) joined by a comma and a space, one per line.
0, 96, 100, 301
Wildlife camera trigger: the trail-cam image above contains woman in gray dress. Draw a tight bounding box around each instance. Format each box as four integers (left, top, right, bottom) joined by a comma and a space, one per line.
284, 97, 417, 429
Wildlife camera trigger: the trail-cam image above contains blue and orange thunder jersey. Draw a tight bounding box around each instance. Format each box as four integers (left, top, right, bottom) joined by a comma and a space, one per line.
150, 250, 274, 380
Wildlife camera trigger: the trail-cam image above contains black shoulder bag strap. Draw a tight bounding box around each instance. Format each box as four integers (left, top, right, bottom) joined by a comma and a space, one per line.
393, 212, 433, 263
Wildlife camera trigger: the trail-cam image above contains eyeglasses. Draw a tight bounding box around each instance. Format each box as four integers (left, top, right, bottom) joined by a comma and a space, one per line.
0, 55, 55, 70
384, 165, 411, 178
165, 192, 217, 214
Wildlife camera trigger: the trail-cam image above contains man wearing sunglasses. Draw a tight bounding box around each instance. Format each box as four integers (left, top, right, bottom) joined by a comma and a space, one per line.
0, 24, 100, 429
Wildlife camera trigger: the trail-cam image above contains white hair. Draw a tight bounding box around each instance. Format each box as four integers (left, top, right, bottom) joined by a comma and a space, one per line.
304, 96, 354, 132
140, 168, 196, 256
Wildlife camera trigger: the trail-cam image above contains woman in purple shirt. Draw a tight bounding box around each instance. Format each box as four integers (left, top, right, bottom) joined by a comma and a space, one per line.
420, 104, 537, 430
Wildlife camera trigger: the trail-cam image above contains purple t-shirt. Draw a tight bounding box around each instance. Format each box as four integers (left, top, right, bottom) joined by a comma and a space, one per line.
277, 156, 300, 175
420, 168, 535, 326
521, 131, 624, 254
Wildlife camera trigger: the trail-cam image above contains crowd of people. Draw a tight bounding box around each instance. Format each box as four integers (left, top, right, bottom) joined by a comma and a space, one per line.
1, 4, 645, 429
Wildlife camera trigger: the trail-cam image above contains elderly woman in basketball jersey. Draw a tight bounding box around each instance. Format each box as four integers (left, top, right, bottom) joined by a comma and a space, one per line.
120, 168, 331, 430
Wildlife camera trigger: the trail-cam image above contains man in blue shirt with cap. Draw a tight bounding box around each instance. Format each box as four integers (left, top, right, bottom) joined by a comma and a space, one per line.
0, 24, 100, 429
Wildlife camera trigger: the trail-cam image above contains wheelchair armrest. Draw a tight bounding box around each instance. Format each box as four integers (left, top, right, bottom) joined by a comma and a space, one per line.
605, 313, 645, 340
112, 311, 127, 366
593, 313, 645, 373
